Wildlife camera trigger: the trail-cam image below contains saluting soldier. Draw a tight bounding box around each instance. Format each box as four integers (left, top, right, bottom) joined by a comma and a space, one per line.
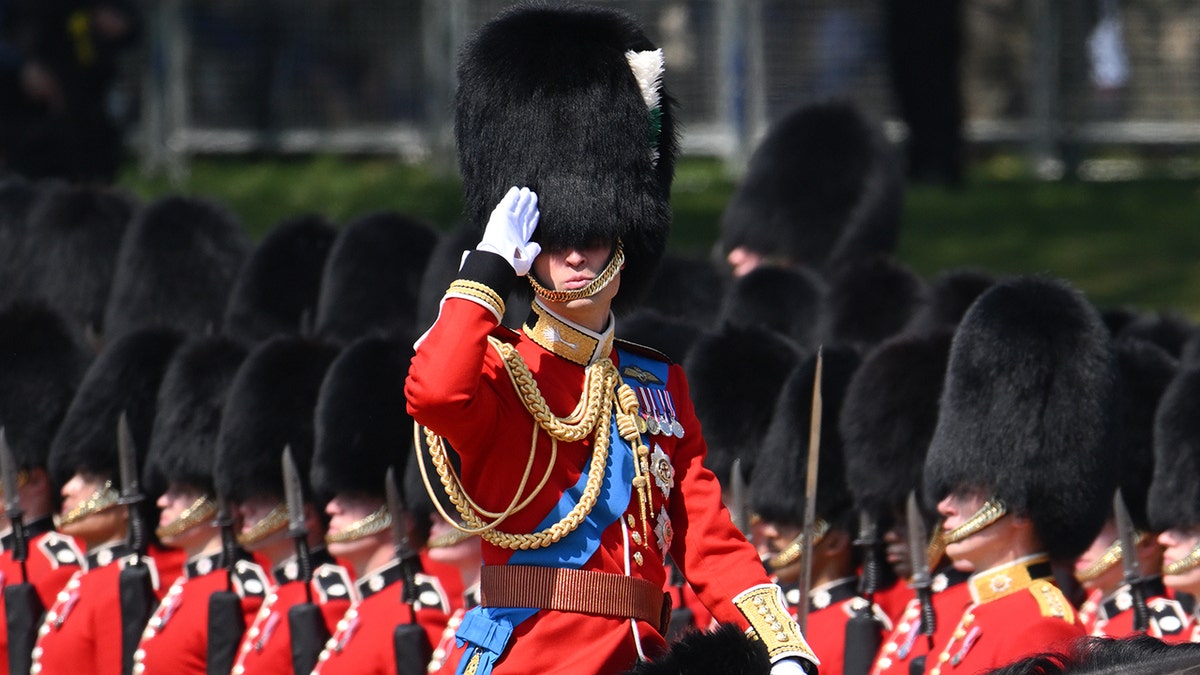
405, 5, 818, 674
311, 336, 451, 674
1073, 338, 1189, 641
213, 336, 348, 675
34, 327, 183, 675
921, 276, 1117, 674
0, 302, 89, 673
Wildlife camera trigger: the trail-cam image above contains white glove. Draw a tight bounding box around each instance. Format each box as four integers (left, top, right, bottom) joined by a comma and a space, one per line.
477, 186, 541, 276
770, 658, 810, 675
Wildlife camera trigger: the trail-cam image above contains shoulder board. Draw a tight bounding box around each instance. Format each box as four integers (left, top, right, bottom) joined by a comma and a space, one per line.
839, 598, 895, 632
411, 572, 450, 613
615, 339, 673, 365
489, 324, 519, 344
1148, 597, 1190, 637
310, 563, 354, 604
36, 532, 84, 569
117, 555, 161, 591
232, 559, 270, 598
1028, 580, 1075, 623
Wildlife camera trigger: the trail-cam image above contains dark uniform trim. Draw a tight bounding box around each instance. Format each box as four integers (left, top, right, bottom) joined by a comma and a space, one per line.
458, 251, 518, 303
1, 515, 55, 552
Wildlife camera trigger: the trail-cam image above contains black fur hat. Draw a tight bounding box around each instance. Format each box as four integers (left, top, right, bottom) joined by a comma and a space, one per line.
0, 302, 91, 471
145, 337, 247, 495
104, 195, 250, 343
615, 309, 701, 365
903, 268, 997, 337
213, 336, 338, 503
1116, 311, 1196, 359
750, 347, 860, 527
1148, 368, 1200, 531
719, 100, 903, 273
47, 328, 184, 488
820, 254, 926, 353
719, 265, 825, 351
0, 176, 38, 306
841, 330, 953, 522
20, 183, 135, 341
684, 324, 802, 484
224, 214, 337, 345
621, 623, 770, 675
315, 211, 439, 345
312, 336, 416, 500
456, 2, 678, 312
923, 276, 1118, 560
639, 254, 727, 326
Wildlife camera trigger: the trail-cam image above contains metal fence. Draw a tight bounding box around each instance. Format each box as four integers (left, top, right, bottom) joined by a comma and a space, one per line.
130, 0, 1200, 179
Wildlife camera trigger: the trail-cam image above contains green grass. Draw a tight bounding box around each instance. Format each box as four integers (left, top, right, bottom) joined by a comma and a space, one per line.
119, 156, 1200, 318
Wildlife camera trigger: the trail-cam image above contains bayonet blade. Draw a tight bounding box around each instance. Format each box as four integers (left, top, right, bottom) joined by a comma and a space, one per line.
282, 446, 308, 539
1113, 488, 1142, 581
730, 458, 748, 536
797, 348, 823, 635
1, 428, 22, 518
385, 466, 414, 561
117, 412, 140, 500
907, 492, 932, 589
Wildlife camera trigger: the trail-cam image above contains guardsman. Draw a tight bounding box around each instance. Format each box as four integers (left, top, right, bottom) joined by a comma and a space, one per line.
1073, 338, 1189, 641
213, 335, 347, 675
34, 327, 183, 675
751, 349, 884, 675
921, 276, 1117, 674
405, 5, 818, 673
130, 337, 268, 674
0, 302, 89, 673
311, 336, 451, 674
1147, 361, 1200, 641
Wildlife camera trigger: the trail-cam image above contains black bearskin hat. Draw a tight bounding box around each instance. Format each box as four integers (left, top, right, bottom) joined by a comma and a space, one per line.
750, 348, 860, 527
315, 211, 439, 345
615, 309, 701, 365
145, 337, 247, 496
684, 324, 801, 484
621, 623, 770, 675
923, 276, 1118, 560
0, 176, 38, 306
903, 268, 997, 337
20, 183, 135, 341
1116, 311, 1196, 359
312, 336, 416, 499
224, 214, 337, 345
719, 100, 903, 273
0, 302, 91, 471
47, 328, 184, 488
214, 336, 338, 503
1148, 368, 1200, 531
719, 265, 826, 351
640, 255, 727, 327
820, 254, 926, 353
841, 330, 953, 522
104, 195, 250, 343
456, 3, 678, 312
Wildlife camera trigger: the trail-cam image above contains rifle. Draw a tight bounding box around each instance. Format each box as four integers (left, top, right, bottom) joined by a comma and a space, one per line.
1114, 488, 1151, 633
843, 511, 885, 675
386, 465, 433, 673
1, 428, 45, 674
117, 412, 157, 675
906, 491, 937, 675
282, 446, 329, 675
205, 494, 246, 675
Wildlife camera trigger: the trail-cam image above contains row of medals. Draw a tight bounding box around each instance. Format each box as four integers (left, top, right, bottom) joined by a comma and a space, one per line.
633, 386, 685, 438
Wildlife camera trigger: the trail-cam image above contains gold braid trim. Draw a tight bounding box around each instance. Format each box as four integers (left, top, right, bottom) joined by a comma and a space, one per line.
58, 480, 120, 527
1164, 539, 1200, 576
766, 519, 829, 572
447, 279, 506, 318
326, 504, 391, 544
236, 503, 289, 546
1074, 533, 1148, 583
417, 337, 643, 551
527, 242, 624, 303
155, 495, 218, 540
942, 498, 1007, 545
734, 584, 820, 665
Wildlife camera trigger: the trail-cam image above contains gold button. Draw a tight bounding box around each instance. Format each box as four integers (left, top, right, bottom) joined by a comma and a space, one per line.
953, 629, 966, 639
633, 552, 644, 566
939, 652, 950, 663
627, 515, 636, 527
632, 532, 642, 545
884, 643, 897, 654
879, 658, 892, 669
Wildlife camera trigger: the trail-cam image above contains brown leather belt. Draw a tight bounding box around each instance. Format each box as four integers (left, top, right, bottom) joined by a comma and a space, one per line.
480, 565, 670, 632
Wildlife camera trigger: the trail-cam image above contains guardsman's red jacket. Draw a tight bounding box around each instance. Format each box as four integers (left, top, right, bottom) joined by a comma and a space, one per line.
0, 518, 83, 673
1077, 580, 1191, 642
871, 569, 972, 675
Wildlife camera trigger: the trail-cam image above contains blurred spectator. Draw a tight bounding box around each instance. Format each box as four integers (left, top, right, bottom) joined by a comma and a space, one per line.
0, 0, 140, 183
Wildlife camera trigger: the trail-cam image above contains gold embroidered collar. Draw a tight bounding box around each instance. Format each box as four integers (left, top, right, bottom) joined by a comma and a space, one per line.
523, 299, 615, 367
968, 554, 1053, 604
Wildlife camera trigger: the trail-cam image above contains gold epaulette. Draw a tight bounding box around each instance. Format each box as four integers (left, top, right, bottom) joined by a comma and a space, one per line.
1029, 579, 1075, 623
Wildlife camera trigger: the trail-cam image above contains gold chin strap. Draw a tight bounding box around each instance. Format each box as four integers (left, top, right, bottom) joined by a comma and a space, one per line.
941, 498, 1007, 545
325, 504, 391, 544
1074, 532, 1148, 583
1163, 539, 1200, 576
236, 503, 289, 546
766, 519, 830, 572
427, 526, 474, 549
58, 480, 121, 527
155, 494, 218, 540
527, 241, 624, 303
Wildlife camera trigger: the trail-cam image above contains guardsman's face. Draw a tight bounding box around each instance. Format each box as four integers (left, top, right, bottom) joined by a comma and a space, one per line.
1159, 527, 1200, 595
883, 520, 913, 581
325, 493, 388, 561
531, 240, 621, 310
59, 471, 126, 547
937, 490, 1016, 573
1074, 519, 1122, 593
426, 516, 481, 567
756, 520, 803, 584
156, 482, 211, 550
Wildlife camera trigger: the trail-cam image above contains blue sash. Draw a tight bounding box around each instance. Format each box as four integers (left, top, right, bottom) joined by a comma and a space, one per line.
454, 349, 668, 675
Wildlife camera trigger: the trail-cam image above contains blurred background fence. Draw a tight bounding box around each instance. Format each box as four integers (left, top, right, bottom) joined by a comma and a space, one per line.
127, 0, 1200, 180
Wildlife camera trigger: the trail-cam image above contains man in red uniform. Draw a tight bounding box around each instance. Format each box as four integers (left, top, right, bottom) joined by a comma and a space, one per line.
1073, 339, 1188, 641
211, 335, 347, 675
405, 6, 818, 674
310, 336, 451, 674
33, 327, 183, 675
920, 276, 1118, 675
0, 303, 88, 673
130, 337, 270, 674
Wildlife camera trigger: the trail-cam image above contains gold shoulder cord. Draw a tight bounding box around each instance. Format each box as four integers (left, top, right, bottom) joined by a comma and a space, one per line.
416, 336, 648, 550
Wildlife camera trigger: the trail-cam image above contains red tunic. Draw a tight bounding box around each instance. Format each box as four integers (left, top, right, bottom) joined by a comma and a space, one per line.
0, 520, 84, 674
406, 254, 814, 674
870, 569, 972, 675
31, 543, 158, 675
1080, 581, 1191, 642
312, 561, 451, 675
923, 556, 1083, 675
132, 551, 269, 675
232, 556, 354, 675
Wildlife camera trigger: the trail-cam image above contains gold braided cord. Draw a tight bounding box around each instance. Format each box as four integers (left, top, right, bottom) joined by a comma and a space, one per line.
767, 519, 830, 571
58, 481, 120, 527
527, 243, 624, 303
325, 504, 391, 544
942, 498, 1007, 545
1074, 533, 1147, 583
236, 503, 289, 546
1164, 539, 1200, 576
447, 279, 506, 317
416, 338, 643, 550
155, 495, 218, 540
